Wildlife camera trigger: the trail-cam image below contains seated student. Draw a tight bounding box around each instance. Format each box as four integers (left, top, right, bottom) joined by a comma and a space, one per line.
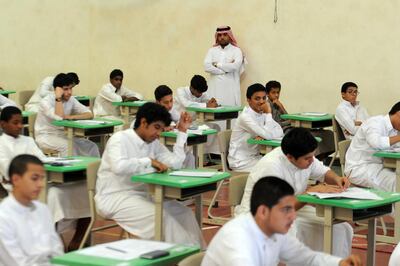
335, 82, 369, 140
95, 102, 204, 247
0, 106, 90, 251
345, 101, 400, 191
266, 80, 292, 133
154, 85, 195, 168
228, 83, 283, 172
203, 176, 361, 266
93, 69, 143, 121
0, 155, 64, 265
35, 73, 100, 157
266, 80, 334, 160
175, 75, 220, 155
236, 128, 353, 258
25, 73, 80, 112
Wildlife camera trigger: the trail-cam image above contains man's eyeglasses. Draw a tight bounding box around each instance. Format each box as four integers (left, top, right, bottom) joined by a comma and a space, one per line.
346, 90, 360, 95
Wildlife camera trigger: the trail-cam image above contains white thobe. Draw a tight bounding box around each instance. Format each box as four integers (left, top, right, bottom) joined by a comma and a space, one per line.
25, 76, 54, 112
0, 94, 17, 110
95, 129, 204, 247
93, 83, 143, 119
0, 133, 90, 223
175, 86, 220, 154
204, 43, 243, 107
228, 106, 284, 172
0, 194, 63, 266
202, 213, 341, 266
335, 100, 369, 140
389, 242, 400, 266
35, 94, 100, 157
345, 115, 399, 191
236, 148, 353, 258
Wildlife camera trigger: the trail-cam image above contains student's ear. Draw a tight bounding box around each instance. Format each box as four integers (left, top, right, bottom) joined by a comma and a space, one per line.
0, 121, 5, 129
246, 98, 251, 104
257, 205, 270, 220
140, 117, 148, 128
341, 92, 346, 99
10, 174, 21, 187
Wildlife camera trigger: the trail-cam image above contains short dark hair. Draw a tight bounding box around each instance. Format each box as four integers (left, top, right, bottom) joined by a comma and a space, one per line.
53, 73, 74, 88
281, 128, 318, 159
0, 106, 22, 122
190, 75, 208, 93
66, 72, 80, 85
250, 176, 294, 215
265, 80, 281, 93
389, 101, 400, 115
110, 69, 123, 79
341, 82, 358, 93
246, 83, 266, 99
154, 85, 173, 101
133, 102, 172, 129
8, 154, 43, 185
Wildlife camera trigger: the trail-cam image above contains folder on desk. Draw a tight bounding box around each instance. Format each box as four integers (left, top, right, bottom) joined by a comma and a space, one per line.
301, 112, 328, 116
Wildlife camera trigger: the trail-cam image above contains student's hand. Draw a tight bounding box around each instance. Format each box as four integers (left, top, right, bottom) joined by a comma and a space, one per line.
164, 126, 174, 132
125, 96, 139, 102
151, 159, 169, 173
335, 176, 351, 190
354, 121, 362, 126
206, 98, 218, 108
55, 87, 64, 99
254, 136, 265, 141
307, 184, 344, 193
63, 115, 74, 120
339, 254, 363, 266
260, 102, 272, 114
177, 112, 192, 132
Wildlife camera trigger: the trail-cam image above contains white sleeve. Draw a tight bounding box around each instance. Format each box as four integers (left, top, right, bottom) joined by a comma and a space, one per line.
98, 85, 123, 102
120, 87, 143, 100
29, 138, 47, 161
106, 135, 152, 177
155, 132, 187, 169
71, 98, 91, 115
204, 49, 225, 75
280, 235, 341, 266
335, 105, 357, 136
0, 216, 28, 265
216, 48, 243, 73
176, 88, 207, 108
39, 77, 54, 98
0, 146, 9, 179
357, 106, 370, 122
38, 98, 63, 121
239, 113, 284, 139
310, 158, 330, 182
0, 95, 17, 109
364, 120, 391, 150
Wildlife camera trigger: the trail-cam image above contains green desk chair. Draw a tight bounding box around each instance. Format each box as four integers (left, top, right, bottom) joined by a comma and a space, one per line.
178, 251, 205, 266
329, 116, 347, 168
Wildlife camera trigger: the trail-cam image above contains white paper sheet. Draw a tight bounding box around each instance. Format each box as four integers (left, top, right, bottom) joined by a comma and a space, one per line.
75, 120, 108, 125
77, 239, 174, 261
300, 112, 328, 116
43, 157, 82, 164
308, 187, 382, 200
169, 171, 218, 177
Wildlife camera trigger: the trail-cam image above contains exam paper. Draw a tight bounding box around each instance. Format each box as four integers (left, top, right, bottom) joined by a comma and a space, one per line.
77, 239, 174, 261
301, 112, 328, 116
308, 187, 382, 200
75, 120, 108, 125
169, 171, 218, 177
43, 157, 82, 164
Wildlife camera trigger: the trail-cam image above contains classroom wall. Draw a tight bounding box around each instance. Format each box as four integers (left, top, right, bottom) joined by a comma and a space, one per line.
1, 0, 399, 115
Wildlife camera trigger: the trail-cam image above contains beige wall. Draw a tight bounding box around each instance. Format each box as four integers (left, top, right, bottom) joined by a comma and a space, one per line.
1, 0, 399, 115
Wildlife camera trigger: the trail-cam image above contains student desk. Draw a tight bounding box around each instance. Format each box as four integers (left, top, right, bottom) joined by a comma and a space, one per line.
297, 189, 400, 266
186, 106, 243, 129
0, 90, 16, 98
51, 242, 199, 266
22, 111, 36, 137
40, 156, 100, 203
247, 137, 321, 154
131, 170, 230, 241
374, 151, 400, 244
112, 100, 147, 128
52, 119, 123, 156
74, 96, 93, 108
281, 113, 333, 129
160, 129, 218, 168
